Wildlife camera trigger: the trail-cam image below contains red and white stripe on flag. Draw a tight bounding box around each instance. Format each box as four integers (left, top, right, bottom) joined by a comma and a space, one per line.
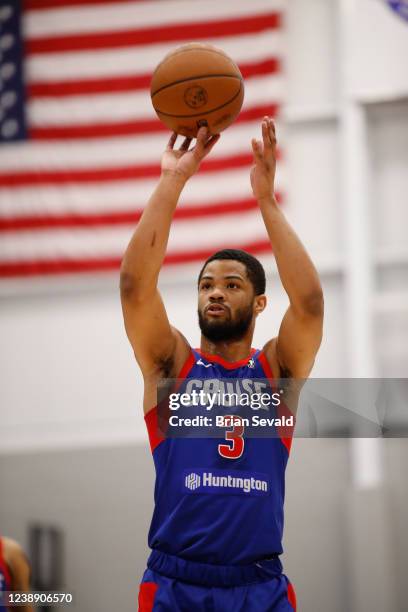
0, 0, 285, 278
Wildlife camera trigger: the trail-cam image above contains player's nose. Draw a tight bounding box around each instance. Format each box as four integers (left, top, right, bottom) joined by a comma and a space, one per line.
208, 285, 225, 300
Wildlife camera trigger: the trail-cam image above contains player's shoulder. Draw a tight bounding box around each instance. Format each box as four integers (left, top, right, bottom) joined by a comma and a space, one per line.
1, 537, 28, 566
165, 327, 192, 376
2, 536, 21, 554
142, 328, 192, 387
261, 337, 283, 378
142, 330, 193, 414
143, 327, 191, 379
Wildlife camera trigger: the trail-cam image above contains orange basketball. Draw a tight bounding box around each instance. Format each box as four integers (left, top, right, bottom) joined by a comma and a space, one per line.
150, 42, 244, 137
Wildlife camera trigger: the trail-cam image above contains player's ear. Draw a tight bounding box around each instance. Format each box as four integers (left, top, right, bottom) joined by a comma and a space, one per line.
254, 295, 267, 316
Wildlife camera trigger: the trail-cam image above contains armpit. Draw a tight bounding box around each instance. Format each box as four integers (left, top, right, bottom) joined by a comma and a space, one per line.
156, 354, 175, 379
279, 364, 292, 379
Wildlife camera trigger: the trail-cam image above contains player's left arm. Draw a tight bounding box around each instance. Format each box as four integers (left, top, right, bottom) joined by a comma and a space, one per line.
3, 537, 34, 612
251, 117, 324, 378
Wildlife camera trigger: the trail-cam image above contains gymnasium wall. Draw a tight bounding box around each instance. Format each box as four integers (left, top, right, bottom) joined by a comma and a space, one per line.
1, 440, 408, 611
1, 1, 407, 611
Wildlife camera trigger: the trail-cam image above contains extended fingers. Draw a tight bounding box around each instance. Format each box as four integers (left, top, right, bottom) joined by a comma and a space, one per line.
179, 136, 192, 151
193, 126, 220, 157
251, 137, 263, 162
262, 116, 277, 149
204, 133, 220, 152
166, 132, 178, 150
194, 126, 209, 153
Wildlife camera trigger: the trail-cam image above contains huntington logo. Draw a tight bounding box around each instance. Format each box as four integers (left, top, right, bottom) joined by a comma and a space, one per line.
185, 472, 201, 490
183, 469, 270, 497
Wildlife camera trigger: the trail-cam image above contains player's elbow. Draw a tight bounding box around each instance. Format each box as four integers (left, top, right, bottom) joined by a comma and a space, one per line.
120, 270, 137, 300
119, 270, 148, 302
291, 289, 324, 319
301, 289, 324, 317
119, 269, 156, 303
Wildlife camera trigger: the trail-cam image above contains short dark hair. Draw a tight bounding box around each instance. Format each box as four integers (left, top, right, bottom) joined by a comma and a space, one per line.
198, 249, 266, 295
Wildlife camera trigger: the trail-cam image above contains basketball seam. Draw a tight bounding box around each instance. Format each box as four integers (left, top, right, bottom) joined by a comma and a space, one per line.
153, 46, 239, 74
160, 47, 229, 60
151, 74, 242, 98
154, 82, 243, 119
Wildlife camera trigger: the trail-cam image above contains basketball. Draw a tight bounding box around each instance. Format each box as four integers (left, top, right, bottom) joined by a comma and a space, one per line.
150, 42, 244, 137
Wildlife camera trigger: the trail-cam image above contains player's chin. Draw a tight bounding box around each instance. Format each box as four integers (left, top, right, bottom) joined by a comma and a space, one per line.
207, 320, 227, 329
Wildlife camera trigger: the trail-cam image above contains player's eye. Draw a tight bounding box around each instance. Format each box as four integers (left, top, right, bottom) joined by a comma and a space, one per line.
227, 282, 239, 289
200, 282, 211, 290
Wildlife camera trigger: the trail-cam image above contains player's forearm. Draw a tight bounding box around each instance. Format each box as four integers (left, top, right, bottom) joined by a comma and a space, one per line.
259, 195, 323, 313
120, 172, 186, 295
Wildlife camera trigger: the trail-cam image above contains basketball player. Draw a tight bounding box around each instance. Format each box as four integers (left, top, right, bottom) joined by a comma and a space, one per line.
0, 536, 33, 612
121, 117, 323, 610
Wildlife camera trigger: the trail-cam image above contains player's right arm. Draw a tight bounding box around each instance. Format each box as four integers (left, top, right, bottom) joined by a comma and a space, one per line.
120, 128, 220, 379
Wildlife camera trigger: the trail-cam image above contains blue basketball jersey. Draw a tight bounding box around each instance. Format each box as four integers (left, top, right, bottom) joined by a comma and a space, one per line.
145, 348, 294, 567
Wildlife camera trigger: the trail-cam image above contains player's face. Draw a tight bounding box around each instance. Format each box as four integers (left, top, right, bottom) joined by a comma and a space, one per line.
197, 260, 257, 342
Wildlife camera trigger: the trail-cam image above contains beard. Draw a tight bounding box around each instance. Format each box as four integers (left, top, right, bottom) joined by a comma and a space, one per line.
198, 303, 254, 342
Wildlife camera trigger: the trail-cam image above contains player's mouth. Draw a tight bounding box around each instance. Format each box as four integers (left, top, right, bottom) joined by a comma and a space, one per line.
205, 304, 227, 316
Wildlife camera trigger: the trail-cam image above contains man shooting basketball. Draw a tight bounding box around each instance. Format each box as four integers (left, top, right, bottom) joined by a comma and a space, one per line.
121, 117, 323, 611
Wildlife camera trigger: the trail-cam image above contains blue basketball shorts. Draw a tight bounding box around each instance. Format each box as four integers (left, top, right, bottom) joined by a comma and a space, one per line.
138, 550, 296, 611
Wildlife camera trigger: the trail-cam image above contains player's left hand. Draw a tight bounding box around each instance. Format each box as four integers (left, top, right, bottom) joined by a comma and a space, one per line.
250, 116, 277, 202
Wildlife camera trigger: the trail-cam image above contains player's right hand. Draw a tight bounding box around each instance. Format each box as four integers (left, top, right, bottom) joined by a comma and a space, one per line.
161, 127, 220, 182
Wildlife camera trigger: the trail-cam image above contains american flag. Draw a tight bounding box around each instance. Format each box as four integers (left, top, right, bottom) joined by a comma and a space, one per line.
0, 0, 285, 279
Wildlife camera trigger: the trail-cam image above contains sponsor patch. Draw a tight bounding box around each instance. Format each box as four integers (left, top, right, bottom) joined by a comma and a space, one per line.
183, 468, 270, 497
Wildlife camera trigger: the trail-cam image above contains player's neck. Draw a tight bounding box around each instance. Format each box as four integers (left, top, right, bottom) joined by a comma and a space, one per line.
199, 336, 253, 363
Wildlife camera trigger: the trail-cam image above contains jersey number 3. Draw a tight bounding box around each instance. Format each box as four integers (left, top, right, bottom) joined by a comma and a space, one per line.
218, 416, 245, 459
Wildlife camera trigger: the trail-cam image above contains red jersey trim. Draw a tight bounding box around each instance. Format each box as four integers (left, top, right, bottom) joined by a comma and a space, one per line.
138, 581, 159, 611
287, 581, 297, 610
195, 348, 256, 370
257, 350, 274, 379
144, 349, 196, 454
257, 351, 295, 454
0, 537, 12, 588
144, 407, 165, 455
